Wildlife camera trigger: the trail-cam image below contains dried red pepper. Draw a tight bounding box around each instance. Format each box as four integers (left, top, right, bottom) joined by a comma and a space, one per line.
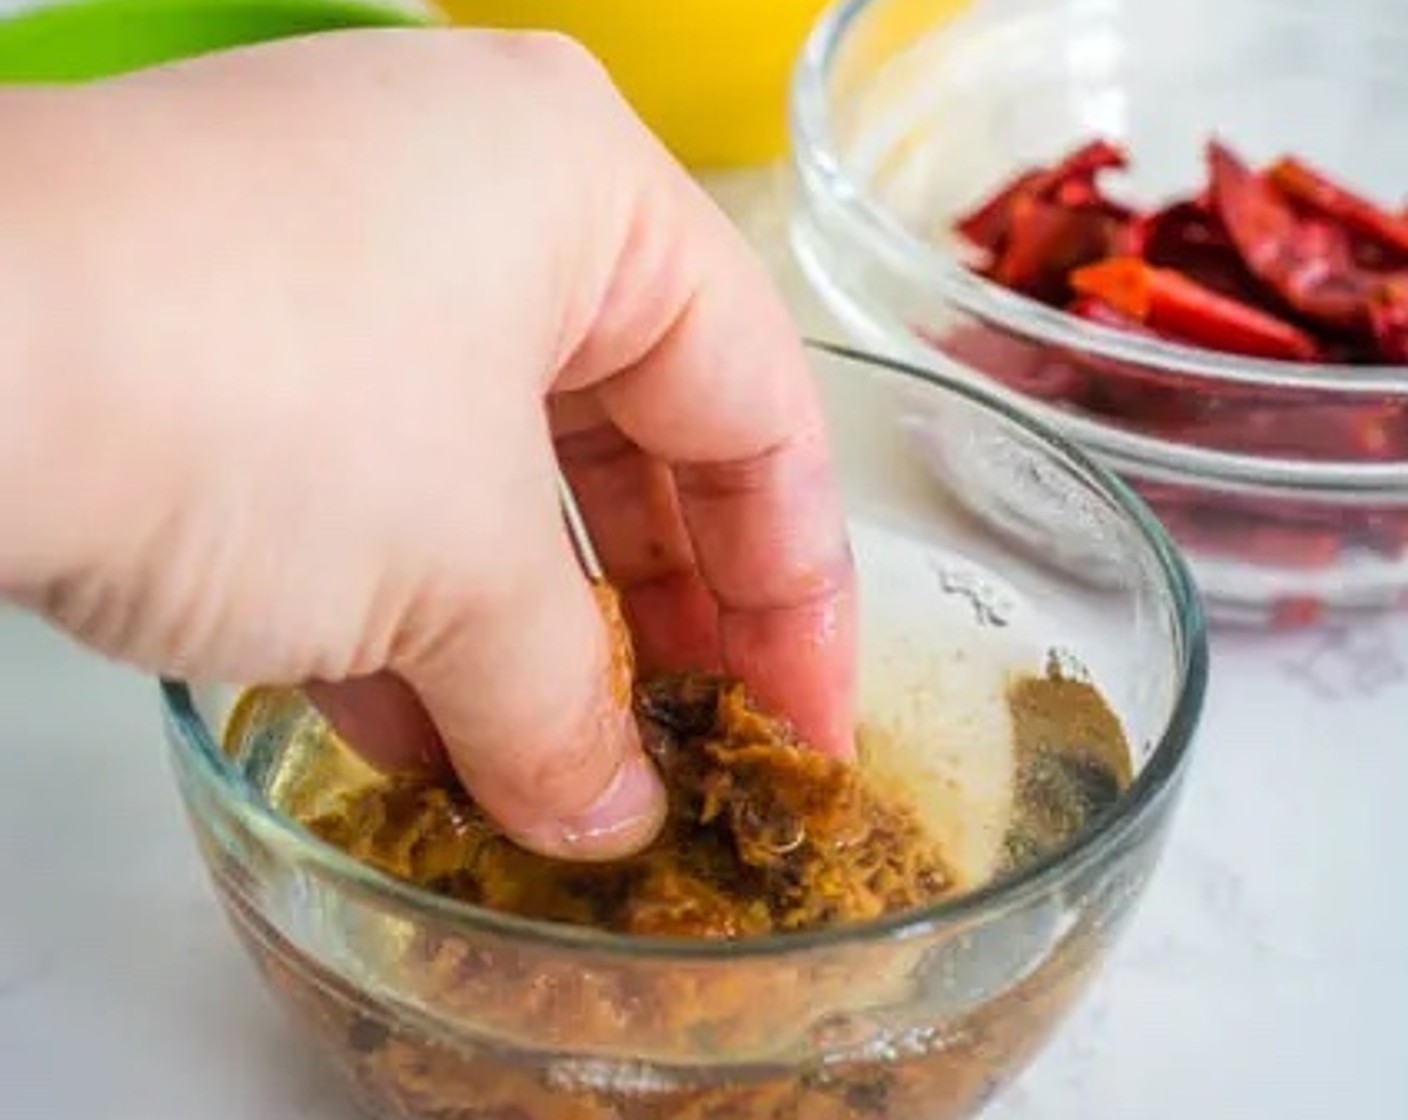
1370, 279, 1408, 362
1205, 141, 1381, 333
939, 137, 1408, 582
990, 198, 1120, 303
1118, 200, 1268, 306
1070, 257, 1321, 361
953, 137, 1408, 362
955, 170, 1046, 252
956, 140, 1128, 252
956, 140, 1130, 303
1269, 156, 1408, 261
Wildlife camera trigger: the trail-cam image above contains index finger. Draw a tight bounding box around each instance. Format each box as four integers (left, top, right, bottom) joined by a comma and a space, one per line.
558, 168, 857, 756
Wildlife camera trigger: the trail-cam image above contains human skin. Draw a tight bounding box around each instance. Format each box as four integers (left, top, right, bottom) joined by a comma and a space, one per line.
0, 29, 856, 860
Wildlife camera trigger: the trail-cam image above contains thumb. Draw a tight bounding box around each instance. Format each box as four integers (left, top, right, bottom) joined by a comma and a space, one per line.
398, 562, 666, 862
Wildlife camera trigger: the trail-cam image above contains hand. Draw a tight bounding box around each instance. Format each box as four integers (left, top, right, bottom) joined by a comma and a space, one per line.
0, 29, 856, 859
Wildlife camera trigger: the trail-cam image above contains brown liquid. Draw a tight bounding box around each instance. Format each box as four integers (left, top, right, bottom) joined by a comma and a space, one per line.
302, 675, 954, 939
221, 668, 1133, 1120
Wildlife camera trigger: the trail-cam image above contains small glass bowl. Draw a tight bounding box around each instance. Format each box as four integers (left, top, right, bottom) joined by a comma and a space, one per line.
162, 345, 1205, 1120
790, 0, 1408, 627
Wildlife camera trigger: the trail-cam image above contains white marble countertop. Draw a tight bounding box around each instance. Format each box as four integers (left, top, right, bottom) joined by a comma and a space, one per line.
3, 606, 1406, 1119
2, 3, 1407, 1117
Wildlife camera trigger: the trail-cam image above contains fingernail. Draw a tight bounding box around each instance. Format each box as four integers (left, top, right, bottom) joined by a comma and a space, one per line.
556, 751, 667, 859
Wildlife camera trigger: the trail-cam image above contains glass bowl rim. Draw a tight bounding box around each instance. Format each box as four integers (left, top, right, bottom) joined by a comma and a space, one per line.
160, 341, 1208, 963
789, 0, 1408, 476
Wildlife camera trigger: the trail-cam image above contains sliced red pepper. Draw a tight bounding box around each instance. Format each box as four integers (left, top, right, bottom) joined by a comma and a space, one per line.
1120, 201, 1244, 287
1041, 139, 1128, 183
1207, 141, 1376, 331
1351, 237, 1408, 273
1070, 257, 1321, 361
955, 169, 1045, 253
1269, 156, 1408, 259
1369, 278, 1408, 362
947, 136, 1408, 502
1052, 176, 1136, 222
991, 197, 1120, 303
1067, 294, 1155, 333
955, 140, 1130, 259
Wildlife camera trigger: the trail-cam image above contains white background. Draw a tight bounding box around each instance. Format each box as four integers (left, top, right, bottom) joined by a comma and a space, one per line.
1, 1, 1406, 1117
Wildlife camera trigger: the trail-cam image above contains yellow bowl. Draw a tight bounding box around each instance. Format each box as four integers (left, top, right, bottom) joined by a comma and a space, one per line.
434, 0, 834, 168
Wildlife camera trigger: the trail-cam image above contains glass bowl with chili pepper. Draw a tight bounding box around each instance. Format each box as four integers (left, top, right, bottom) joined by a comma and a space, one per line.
791, 0, 1408, 626
162, 344, 1206, 1120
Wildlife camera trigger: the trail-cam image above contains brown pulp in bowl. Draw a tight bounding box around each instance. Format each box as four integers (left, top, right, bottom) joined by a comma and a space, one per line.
219, 668, 1132, 1120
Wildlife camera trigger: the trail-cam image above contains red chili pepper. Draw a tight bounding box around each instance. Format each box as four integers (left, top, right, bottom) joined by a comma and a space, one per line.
955, 169, 1045, 252
1269, 156, 1408, 260
1351, 238, 1408, 273
1118, 200, 1269, 305
1206, 141, 1376, 331
1070, 257, 1321, 360
1014, 140, 1129, 218
941, 138, 1408, 579
1052, 176, 1135, 221
956, 140, 1130, 259
1066, 294, 1163, 336
991, 197, 1120, 303
1369, 278, 1408, 362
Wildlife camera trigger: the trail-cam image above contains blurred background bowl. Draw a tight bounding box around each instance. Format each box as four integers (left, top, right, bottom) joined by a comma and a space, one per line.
164, 344, 1205, 1120
0, 0, 432, 79
790, 0, 1408, 627
435, 0, 833, 167
435, 1, 972, 168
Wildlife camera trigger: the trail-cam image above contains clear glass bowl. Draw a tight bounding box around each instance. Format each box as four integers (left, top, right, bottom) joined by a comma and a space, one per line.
790, 0, 1408, 627
162, 345, 1206, 1120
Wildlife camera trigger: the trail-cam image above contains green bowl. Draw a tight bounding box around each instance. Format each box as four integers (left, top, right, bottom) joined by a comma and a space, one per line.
0, 0, 434, 81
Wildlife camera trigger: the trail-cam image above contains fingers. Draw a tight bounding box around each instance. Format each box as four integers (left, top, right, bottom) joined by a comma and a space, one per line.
553, 395, 721, 675
557, 159, 857, 756
398, 545, 666, 861
308, 395, 668, 861
673, 429, 859, 760
307, 532, 669, 863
